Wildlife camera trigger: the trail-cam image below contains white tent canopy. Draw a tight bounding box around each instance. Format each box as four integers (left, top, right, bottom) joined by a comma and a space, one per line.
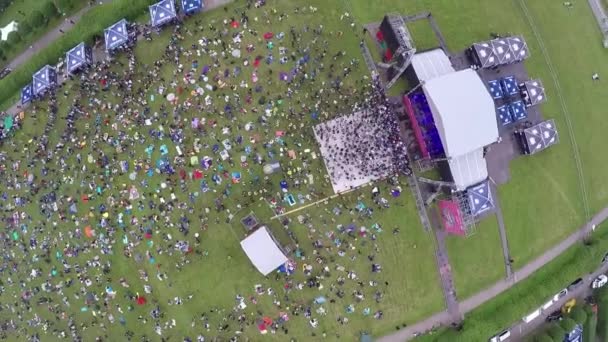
411, 49, 454, 82
423, 69, 499, 190
240, 226, 288, 276
423, 69, 499, 158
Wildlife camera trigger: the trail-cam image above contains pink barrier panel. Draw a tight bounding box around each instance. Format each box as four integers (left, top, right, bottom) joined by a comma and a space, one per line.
402, 95, 430, 159
438, 200, 465, 236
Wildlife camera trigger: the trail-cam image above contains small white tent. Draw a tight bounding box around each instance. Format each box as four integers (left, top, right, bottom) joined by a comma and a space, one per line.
240, 226, 288, 276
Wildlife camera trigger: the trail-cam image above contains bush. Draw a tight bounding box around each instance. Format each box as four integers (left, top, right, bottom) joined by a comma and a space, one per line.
583, 310, 597, 342
0, 0, 157, 108
56, 0, 78, 12
19, 20, 32, 35
6, 31, 21, 45
569, 306, 587, 325
533, 333, 554, 342
600, 300, 608, 340
547, 323, 566, 340
42, 1, 59, 20
30, 10, 45, 27
559, 317, 578, 333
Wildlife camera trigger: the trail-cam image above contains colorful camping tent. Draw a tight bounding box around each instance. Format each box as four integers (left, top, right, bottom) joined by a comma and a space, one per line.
66, 42, 93, 74
104, 19, 128, 51
149, 0, 177, 27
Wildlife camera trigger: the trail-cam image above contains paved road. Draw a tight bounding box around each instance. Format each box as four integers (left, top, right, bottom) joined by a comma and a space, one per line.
378, 206, 608, 342
507, 263, 608, 341
6, 0, 112, 71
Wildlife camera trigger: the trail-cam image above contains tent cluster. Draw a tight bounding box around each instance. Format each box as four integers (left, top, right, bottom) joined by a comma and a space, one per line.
20, 0, 205, 105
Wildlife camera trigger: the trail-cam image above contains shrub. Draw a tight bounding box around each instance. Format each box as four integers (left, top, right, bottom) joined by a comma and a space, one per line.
6, 31, 21, 45
30, 10, 46, 27
569, 306, 587, 325
19, 20, 32, 35
599, 300, 608, 340
547, 323, 566, 340
583, 310, 597, 342
559, 317, 578, 333
42, 1, 59, 20
534, 333, 554, 342
56, 0, 78, 12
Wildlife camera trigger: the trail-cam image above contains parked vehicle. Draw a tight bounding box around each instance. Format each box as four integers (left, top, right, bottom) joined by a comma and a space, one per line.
541, 298, 554, 311
592, 274, 608, 289
568, 278, 583, 290
0, 68, 11, 79
489, 330, 511, 342
522, 308, 541, 323
562, 298, 576, 314
553, 288, 568, 301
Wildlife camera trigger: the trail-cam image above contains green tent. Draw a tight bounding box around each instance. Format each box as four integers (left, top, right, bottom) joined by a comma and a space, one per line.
4, 116, 13, 131
360, 333, 373, 342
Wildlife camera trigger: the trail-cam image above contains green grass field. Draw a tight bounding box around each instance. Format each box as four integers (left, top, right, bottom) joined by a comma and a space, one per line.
445, 217, 505, 300
4, 0, 608, 341
0, 0, 448, 340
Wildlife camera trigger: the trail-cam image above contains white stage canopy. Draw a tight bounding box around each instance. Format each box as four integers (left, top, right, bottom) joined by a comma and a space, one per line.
240, 226, 288, 276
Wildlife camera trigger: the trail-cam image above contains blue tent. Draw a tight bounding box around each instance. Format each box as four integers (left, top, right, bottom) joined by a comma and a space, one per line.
32, 65, 57, 96
500, 76, 518, 96
150, 0, 177, 27
509, 100, 527, 121
487, 79, 503, 99
496, 104, 512, 126
66, 42, 93, 74
467, 181, 494, 216
21, 83, 33, 105
181, 0, 203, 14
104, 19, 128, 51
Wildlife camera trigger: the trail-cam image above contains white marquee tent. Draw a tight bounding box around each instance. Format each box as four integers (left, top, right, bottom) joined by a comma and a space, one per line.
240, 226, 288, 276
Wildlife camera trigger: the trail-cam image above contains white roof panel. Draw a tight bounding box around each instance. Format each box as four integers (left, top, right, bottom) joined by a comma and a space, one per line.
240, 226, 288, 276
411, 49, 455, 82
423, 69, 499, 157
448, 148, 488, 190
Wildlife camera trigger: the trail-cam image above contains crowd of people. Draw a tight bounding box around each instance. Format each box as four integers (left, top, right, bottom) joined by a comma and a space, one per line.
0, 1, 411, 341
314, 81, 409, 192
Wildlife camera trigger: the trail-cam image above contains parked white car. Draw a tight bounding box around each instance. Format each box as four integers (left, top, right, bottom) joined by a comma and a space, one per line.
592, 274, 608, 289
489, 330, 510, 342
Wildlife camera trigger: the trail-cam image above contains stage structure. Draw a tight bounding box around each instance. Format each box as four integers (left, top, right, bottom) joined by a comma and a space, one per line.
377, 14, 416, 89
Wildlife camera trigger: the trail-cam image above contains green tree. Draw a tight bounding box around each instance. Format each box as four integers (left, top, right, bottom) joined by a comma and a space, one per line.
30, 10, 45, 27
534, 333, 554, 342
547, 323, 566, 341
56, 0, 77, 12
6, 31, 21, 45
569, 306, 588, 325
583, 310, 597, 342
18, 19, 32, 35
42, 1, 59, 20
559, 317, 578, 333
